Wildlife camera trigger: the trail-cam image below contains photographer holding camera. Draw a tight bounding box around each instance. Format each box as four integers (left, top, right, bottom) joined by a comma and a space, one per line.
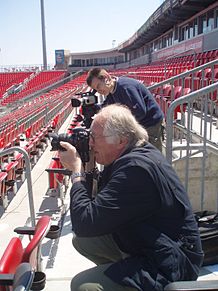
59, 104, 203, 291
86, 68, 164, 152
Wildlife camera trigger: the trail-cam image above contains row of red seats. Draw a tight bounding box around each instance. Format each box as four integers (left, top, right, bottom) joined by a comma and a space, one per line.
0, 72, 32, 98
110, 50, 218, 87
0, 73, 88, 209
165, 50, 218, 66
154, 85, 191, 119
152, 81, 218, 120
0, 101, 73, 209
0, 72, 87, 146
1, 70, 67, 106
0, 129, 49, 209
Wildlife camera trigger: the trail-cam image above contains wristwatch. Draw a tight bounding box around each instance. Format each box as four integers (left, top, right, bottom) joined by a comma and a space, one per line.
71, 172, 86, 183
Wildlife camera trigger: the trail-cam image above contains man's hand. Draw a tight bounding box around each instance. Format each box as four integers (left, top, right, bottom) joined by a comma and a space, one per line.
59, 142, 84, 173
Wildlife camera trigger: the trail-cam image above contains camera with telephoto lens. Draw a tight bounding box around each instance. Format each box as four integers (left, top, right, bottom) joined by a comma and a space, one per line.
49, 127, 90, 163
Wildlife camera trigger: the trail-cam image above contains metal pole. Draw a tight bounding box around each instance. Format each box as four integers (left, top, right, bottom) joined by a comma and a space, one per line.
0, 147, 36, 226
40, 0, 47, 70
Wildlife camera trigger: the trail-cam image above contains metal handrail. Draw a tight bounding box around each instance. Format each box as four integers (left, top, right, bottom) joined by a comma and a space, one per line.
166, 81, 218, 163
0, 147, 36, 226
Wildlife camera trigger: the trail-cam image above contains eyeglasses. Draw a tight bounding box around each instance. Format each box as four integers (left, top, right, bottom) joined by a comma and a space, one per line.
89, 131, 113, 142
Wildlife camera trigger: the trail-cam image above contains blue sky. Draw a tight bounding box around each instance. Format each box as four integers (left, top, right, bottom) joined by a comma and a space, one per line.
0, 0, 163, 66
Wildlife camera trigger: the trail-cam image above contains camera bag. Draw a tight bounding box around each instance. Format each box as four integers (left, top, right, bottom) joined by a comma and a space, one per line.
195, 210, 218, 266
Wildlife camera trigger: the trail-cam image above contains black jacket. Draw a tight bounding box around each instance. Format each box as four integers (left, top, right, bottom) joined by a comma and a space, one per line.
70, 144, 204, 291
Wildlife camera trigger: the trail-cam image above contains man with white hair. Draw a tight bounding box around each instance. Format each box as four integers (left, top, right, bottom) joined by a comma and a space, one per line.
59, 104, 203, 291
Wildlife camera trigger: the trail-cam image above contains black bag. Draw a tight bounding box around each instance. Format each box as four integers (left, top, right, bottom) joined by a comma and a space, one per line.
195, 210, 218, 266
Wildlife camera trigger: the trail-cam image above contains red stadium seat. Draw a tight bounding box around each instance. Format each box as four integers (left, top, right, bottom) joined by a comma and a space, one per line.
0, 216, 58, 291
0, 238, 23, 291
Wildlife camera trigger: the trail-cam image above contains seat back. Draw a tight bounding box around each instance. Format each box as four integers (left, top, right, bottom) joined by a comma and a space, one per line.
13, 263, 34, 291
0, 238, 23, 274
22, 216, 51, 269
0, 238, 23, 291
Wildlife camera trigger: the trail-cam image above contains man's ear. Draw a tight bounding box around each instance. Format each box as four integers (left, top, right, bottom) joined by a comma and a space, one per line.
104, 77, 110, 85
119, 136, 128, 146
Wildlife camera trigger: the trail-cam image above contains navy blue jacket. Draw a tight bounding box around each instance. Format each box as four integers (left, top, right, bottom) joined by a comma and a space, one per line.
70, 144, 203, 291
103, 77, 164, 127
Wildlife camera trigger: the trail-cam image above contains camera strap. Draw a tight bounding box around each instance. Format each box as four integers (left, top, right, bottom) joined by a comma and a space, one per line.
91, 167, 100, 198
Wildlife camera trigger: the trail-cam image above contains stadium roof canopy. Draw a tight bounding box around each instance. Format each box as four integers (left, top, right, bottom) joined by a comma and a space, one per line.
119, 0, 217, 52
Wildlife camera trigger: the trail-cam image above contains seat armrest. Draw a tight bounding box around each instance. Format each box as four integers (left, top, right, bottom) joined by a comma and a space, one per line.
0, 274, 14, 285
45, 168, 72, 175
14, 226, 35, 235
14, 225, 60, 239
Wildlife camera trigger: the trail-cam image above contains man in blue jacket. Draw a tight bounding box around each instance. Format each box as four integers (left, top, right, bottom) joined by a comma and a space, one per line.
86, 68, 164, 152
59, 104, 203, 291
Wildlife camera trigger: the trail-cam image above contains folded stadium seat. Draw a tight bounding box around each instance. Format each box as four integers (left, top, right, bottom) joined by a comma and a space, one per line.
204, 68, 212, 79
28, 120, 46, 154
0, 238, 23, 291
186, 55, 193, 62
196, 52, 203, 60
174, 87, 191, 120
181, 62, 190, 72
165, 85, 183, 115
172, 86, 182, 100
25, 126, 32, 140
0, 172, 8, 209
16, 122, 26, 146
23, 141, 38, 165
207, 68, 218, 86
152, 85, 162, 96
45, 152, 71, 204
194, 69, 203, 79
212, 49, 218, 61
23, 126, 39, 164
202, 51, 209, 64
193, 77, 201, 91
11, 152, 25, 182
205, 50, 213, 63
0, 138, 4, 149
50, 114, 60, 130
174, 78, 180, 87
3, 131, 12, 149
156, 85, 173, 118
196, 68, 212, 89
0, 216, 59, 291
2, 160, 19, 194
184, 76, 193, 89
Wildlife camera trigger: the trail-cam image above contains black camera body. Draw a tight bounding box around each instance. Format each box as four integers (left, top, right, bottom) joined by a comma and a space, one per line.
71, 90, 100, 128
72, 90, 98, 107
50, 127, 90, 163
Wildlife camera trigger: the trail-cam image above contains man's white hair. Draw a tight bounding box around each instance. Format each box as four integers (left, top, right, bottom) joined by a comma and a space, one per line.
96, 104, 148, 148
